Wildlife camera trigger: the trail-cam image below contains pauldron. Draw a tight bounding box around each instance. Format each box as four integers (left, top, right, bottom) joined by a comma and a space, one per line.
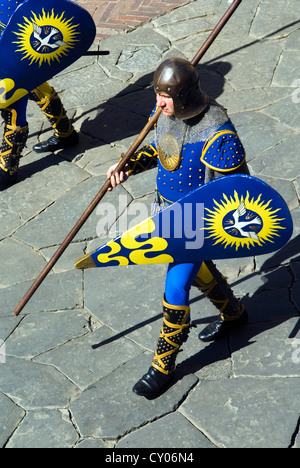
201, 130, 246, 172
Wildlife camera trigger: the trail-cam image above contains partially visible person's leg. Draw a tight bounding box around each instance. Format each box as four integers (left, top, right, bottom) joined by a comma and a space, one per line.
30, 82, 78, 153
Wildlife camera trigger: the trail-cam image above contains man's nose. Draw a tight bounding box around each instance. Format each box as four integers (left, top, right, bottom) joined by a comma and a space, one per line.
157, 95, 165, 107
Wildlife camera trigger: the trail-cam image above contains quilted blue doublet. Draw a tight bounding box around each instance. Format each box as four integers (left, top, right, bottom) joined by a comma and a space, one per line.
156, 121, 246, 204
157, 139, 207, 203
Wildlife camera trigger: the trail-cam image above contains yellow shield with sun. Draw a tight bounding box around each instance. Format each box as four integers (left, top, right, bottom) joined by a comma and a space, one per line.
13, 8, 80, 67
204, 190, 286, 252
75, 175, 293, 269
0, 0, 96, 108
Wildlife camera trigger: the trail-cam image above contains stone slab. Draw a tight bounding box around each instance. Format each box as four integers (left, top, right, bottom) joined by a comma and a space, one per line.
0, 316, 22, 341
0, 238, 46, 289
75, 438, 108, 448
255, 209, 300, 272
35, 325, 143, 391
1, 270, 83, 318
6, 409, 78, 449
84, 264, 167, 351
230, 317, 300, 377
232, 265, 292, 299
241, 289, 297, 323
285, 29, 300, 51
0, 357, 80, 410
5, 310, 89, 359
262, 96, 300, 131
74, 143, 126, 177
180, 377, 300, 448
98, 27, 170, 77
249, 0, 300, 40
14, 177, 129, 249
258, 176, 299, 212
249, 133, 300, 180
212, 39, 284, 90
233, 111, 294, 162
70, 354, 198, 440
0, 152, 88, 239
40, 242, 86, 274
0, 393, 25, 448
117, 412, 216, 449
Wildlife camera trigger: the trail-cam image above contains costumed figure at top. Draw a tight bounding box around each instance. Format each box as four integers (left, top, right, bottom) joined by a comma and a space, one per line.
0, 0, 79, 188
107, 57, 249, 398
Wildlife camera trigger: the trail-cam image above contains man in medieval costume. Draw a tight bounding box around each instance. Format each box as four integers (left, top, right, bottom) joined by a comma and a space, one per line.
0, 0, 78, 188
109, 57, 249, 398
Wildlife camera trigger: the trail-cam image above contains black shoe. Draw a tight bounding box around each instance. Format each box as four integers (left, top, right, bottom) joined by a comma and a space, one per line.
199, 310, 248, 342
33, 130, 79, 153
133, 366, 174, 399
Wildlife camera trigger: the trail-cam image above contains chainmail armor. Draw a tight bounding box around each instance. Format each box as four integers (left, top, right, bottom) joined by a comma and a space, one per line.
155, 99, 229, 161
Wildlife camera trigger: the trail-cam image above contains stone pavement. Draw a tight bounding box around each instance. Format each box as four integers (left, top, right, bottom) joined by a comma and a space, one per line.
1, 0, 300, 449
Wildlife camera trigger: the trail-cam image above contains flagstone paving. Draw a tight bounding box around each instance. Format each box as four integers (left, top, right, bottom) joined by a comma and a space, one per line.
0, 0, 300, 449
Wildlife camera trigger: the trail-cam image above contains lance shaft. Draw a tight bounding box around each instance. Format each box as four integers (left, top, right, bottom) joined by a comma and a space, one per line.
13, 0, 242, 316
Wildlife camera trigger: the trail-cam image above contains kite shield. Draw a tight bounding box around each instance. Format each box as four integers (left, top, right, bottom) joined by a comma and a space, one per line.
0, 0, 96, 108
75, 175, 293, 269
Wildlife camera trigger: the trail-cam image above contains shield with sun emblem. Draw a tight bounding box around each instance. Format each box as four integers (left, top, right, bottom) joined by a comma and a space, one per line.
0, 0, 96, 108
75, 174, 293, 269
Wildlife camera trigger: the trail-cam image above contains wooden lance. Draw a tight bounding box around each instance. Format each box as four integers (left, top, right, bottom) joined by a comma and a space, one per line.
13, 0, 243, 316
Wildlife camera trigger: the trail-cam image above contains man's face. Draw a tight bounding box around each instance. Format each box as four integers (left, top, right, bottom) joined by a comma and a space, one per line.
156, 92, 175, 117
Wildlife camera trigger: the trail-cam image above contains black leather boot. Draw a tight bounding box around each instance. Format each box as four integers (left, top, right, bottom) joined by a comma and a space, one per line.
198, 309, 248, 342
33, 130, 79, 153
133, 300, 191, 398
132, 366, 174, 399
194, 262, 247, 342
30, 85, 78, 153
0, 108, 28, 188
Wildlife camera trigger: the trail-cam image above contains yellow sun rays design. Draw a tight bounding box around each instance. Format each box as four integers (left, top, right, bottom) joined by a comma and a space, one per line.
13, 9, 79, 66
204, 191, 286, 251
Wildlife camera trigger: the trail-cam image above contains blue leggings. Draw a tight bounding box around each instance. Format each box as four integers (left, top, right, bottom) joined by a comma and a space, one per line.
152, 199, 203, 308
6, 95, 29, 127
164, 261, 203, 307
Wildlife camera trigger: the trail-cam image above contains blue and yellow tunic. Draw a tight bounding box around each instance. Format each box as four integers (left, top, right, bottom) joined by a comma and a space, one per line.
127, 100, 248, 206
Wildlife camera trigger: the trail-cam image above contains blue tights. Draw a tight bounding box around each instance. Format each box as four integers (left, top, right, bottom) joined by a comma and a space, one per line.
6, 95, 29, 127
164, 261, 202, 307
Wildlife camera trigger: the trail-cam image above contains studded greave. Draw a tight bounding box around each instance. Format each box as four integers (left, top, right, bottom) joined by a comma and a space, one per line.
194, 262, 243, 321
30, 84, 74, 138
152, 299, 191, 375
0, 108, 28, 175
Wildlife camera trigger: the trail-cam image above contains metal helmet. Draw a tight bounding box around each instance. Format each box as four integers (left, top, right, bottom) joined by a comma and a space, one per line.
154, 58, 208, 120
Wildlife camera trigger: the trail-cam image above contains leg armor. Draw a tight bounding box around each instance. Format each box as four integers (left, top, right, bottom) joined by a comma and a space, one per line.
133, 299, 191, 398
153, 299, 191, 375
30, 83, 78, 153
0, 107, 28, 187
195, 262, 248, 342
